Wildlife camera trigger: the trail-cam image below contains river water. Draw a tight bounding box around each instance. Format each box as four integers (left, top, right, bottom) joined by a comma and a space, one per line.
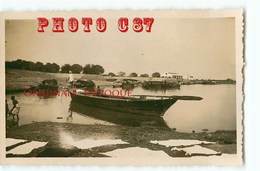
6, 84, 236, 133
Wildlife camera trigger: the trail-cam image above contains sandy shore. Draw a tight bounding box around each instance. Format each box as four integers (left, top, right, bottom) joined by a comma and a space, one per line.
6, 122, 236, 157
5, 69, 80, 93
5, 69, 112, 93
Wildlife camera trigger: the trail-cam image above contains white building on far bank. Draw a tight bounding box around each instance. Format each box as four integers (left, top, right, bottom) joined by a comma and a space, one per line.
161, 72, 183, 80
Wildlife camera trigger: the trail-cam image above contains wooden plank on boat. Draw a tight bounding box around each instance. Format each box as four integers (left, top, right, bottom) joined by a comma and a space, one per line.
170, 96, 203, 101
131, 95, 202, 101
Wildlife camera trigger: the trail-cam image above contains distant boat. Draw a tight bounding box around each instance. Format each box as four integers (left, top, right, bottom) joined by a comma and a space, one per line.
30, 79, 59, 91
69, 89, 202, 116
112, 79, 141, 89
142, 80, 181, 90
142, 76, 181, 90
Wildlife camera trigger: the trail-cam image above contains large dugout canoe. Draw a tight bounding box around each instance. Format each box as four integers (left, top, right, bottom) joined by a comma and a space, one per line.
69, 89, 202, 116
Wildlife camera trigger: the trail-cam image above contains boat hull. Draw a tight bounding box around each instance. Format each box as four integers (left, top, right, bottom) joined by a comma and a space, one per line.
70, 92, 177, 116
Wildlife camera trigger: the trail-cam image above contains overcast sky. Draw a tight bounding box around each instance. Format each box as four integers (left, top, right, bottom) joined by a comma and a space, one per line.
5, 17, 235, 79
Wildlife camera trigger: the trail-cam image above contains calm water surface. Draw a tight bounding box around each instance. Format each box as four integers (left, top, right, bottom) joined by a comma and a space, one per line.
6, 85, 236, 132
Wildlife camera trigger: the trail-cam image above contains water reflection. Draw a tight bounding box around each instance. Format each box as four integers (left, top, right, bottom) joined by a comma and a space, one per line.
6, 117, 19, 128
68, 101, 169, 128
141, 87, 169, 93
66, 110, 73, 123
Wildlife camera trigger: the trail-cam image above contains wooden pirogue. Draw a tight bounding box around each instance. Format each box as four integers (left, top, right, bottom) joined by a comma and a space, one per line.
70, 89, 202, 116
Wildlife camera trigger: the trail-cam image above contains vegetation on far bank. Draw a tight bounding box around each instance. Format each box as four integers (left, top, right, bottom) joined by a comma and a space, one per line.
5, 59, 162, 77
6, 59, 237, 83
6, 59, 105, 75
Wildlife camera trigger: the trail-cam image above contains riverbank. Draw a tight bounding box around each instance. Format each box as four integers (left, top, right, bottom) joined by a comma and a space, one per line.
5, 69, 79, 93
6, 69, 236, 94
5, 69, 111, 93
5, 69, 159, 93
6, 122, 237, 157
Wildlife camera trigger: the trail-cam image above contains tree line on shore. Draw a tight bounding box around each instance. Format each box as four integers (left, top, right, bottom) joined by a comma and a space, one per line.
5, 59, 104, 75
5, 59, 162, 77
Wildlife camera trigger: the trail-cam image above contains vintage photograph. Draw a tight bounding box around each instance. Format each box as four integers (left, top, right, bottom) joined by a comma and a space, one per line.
2, 10, 243, 165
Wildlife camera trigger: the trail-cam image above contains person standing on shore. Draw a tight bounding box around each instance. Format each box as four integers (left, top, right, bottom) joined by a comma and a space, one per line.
9, 96, 20, 119
68, 71, 74, 88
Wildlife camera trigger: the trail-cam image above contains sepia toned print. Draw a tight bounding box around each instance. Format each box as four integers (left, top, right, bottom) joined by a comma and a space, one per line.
0, 10, 243, 165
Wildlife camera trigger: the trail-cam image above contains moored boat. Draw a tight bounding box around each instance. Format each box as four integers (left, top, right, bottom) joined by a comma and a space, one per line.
29, 79, 59, 98
142, 80, 181, 90
69, 89, 202, 116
